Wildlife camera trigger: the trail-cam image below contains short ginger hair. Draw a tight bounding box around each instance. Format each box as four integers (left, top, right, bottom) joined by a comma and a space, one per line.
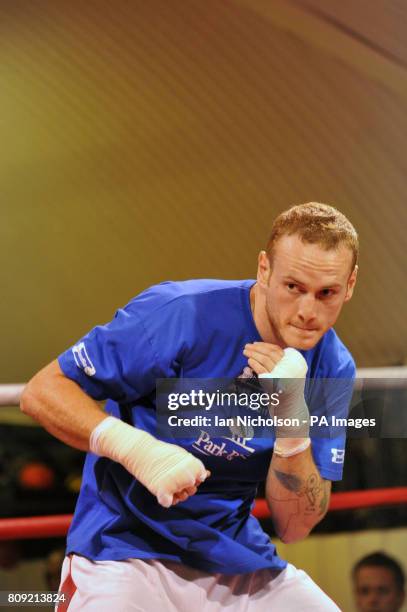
352, 552, 405, 594
266, 202, 359, 270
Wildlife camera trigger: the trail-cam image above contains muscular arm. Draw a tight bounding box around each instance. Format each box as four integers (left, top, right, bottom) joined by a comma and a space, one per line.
20, 359, 107, 451
244, 342, 332, 543
20, 360, 209, 506
266, 445, 331, 544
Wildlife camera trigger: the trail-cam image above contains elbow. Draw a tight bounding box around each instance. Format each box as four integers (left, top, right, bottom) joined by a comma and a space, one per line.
278, 509, 328, 543
20, 381, 40, 419
279, 525, 313, 544
277, 524, 312, 544
20, 371, 52, 421
20, 360, 63, 420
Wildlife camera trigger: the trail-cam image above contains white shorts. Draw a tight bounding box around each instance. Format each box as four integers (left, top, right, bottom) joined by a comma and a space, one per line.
57, 554, 340, 612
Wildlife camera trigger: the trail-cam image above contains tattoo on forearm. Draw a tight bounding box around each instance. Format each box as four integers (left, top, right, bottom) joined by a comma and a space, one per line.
306, 473, 325, 512
273, 470, 303, 494
272, 469, 328, 516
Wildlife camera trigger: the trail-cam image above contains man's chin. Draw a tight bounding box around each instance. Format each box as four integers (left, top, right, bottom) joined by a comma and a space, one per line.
284, 327, 323, 350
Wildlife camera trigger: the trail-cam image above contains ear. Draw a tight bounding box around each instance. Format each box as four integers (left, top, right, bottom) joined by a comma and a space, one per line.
257, 251, 271, 288
395, 589, 405, 611
344, 265, 358, 302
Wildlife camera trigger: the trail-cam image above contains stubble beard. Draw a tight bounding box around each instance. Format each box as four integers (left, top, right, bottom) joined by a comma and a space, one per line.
265, 298, 288, 349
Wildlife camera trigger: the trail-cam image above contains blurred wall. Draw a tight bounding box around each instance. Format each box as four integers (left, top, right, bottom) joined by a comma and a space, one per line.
1, 0, 407, 381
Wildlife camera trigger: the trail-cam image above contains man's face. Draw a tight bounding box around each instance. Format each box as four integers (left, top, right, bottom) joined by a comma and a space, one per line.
354, 566, 405, 612
257, 234, 357, 350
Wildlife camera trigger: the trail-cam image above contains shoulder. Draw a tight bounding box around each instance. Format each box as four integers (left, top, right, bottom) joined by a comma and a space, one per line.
126, 279, 254, 314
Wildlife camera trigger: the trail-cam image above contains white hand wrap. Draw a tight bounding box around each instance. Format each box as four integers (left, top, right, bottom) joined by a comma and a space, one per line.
90, 416, 208, 507
259, 348, 311, 457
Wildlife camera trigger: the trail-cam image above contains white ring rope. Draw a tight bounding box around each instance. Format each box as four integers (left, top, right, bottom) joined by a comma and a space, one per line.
0, 384, 26, 406
1, 367, 407, 405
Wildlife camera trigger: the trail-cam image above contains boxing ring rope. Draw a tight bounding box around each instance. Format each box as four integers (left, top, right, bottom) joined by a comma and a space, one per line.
1, 367, 407, 405
0, 488, 406, 541
0, 384, 26, 406
1, 372, 406, 541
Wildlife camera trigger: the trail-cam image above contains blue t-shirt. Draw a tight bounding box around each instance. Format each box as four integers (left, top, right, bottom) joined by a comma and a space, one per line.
58, 279, 355, 574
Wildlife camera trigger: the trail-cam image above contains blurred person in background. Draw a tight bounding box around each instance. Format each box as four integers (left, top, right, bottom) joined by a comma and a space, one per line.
353, 552, 405, 612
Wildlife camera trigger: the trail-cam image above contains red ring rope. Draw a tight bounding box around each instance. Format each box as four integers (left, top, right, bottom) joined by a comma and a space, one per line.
0, 487, 406, 541
253, 487, 407, 519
